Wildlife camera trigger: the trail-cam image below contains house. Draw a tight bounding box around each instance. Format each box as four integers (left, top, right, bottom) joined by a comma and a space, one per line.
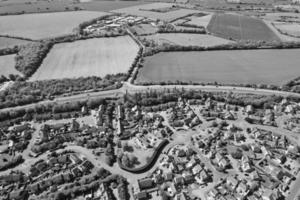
195, 170, 210, 184
192, 164, 203, 175
138, 178, 154, 190
207, 188, 219, 200
69, 154, 82, 165
183, 173, 194, 184
164, 173, 173, 181
236, 182, 248, 197
226, 176, 239, 191
135, 191, 148, 200
245, 105, 254, 114
174, 176, 185, 185
241, 156, 253, 173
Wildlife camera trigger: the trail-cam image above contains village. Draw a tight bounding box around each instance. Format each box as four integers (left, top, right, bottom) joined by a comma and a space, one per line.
0, 92, 300, 200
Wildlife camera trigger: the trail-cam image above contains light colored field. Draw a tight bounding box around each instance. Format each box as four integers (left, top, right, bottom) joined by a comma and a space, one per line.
112, 3, 201, 21
30, 36, 139, 81
131, 24, 158, 35
262, 12, 300, 22
136, 49, 300, 85
186, 14, 213, 28
264, 20, 300, 42
0, 37, 32, 49
80, 1, 152, 12
274, 22, 300, 37
0, 0, 80, 15
0, 11, 108, 40
142, 33, 233, 47
0, 54, 22, 77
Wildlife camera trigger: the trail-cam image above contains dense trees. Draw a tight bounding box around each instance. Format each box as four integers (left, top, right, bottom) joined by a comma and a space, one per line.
0, 75, 125, 109
15, 41, 53, 77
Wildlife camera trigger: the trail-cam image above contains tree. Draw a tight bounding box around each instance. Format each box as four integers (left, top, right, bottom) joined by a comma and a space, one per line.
55, 192, 65, 200
121, 154, 130, 167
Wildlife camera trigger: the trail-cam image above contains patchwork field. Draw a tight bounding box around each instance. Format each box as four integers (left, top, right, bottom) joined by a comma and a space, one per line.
0, 37, 32, 49
136, 49, 300, 85
112, 3, 201, 21
30, 36, 139, 81
0, 11, 108, 40
0, 54, 22, 77
207, 13, 280, 42
141, 33, 233, 47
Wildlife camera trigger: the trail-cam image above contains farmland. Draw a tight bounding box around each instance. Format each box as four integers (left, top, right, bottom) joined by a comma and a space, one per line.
29, 36, 139, 81
130, 24, 158, 35
185, 14, 213, 28
207, 13, 281, 42
136, 49, 300, 85
0, 37, 32, 49
112, 3, 201, 21
79, 1, 151, 12
141, 33, 233, 47
0, 54, 22, 77
273, 22, 300, 38
0, 11, 108, 40
0, 0, 80, 15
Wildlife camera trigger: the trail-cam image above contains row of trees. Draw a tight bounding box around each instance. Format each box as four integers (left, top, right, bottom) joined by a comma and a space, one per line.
0, 75, 125, 109
144, 40, 300, 56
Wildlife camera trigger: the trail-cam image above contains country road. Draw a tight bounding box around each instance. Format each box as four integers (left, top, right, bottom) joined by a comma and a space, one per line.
1, 82, 300, 113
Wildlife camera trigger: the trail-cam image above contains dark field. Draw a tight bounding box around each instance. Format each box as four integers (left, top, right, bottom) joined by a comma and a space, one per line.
136, 49, 300, 85
207, 13, 280, 42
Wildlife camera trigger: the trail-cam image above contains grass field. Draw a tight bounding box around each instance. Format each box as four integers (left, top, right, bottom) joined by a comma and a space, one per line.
274, 22, 300, 38
30, 36, 139, 81
136, 49, 300, 85
0, 0, 80, 15
80, 1, 151, 12
141, 33, 233, 47
0, 54, 22, 77
0, 37, 32, 49
185, 14, 213, 28
130, 24, 158, 35
112, 3, 201, 21
0, 11, 108, 40
207, 13, 280, 42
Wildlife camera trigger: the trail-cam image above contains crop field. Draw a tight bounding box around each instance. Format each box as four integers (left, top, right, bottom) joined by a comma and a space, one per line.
112, 3, 201, 21
0, 54, 22, 77
135, 49, 300, 85
207, 13, 280, 42
141, 33, 233, 47
0, 37, 32, 49
0, 11, 108, 40
30, 36, 139, 81
273, 22, 300, 38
